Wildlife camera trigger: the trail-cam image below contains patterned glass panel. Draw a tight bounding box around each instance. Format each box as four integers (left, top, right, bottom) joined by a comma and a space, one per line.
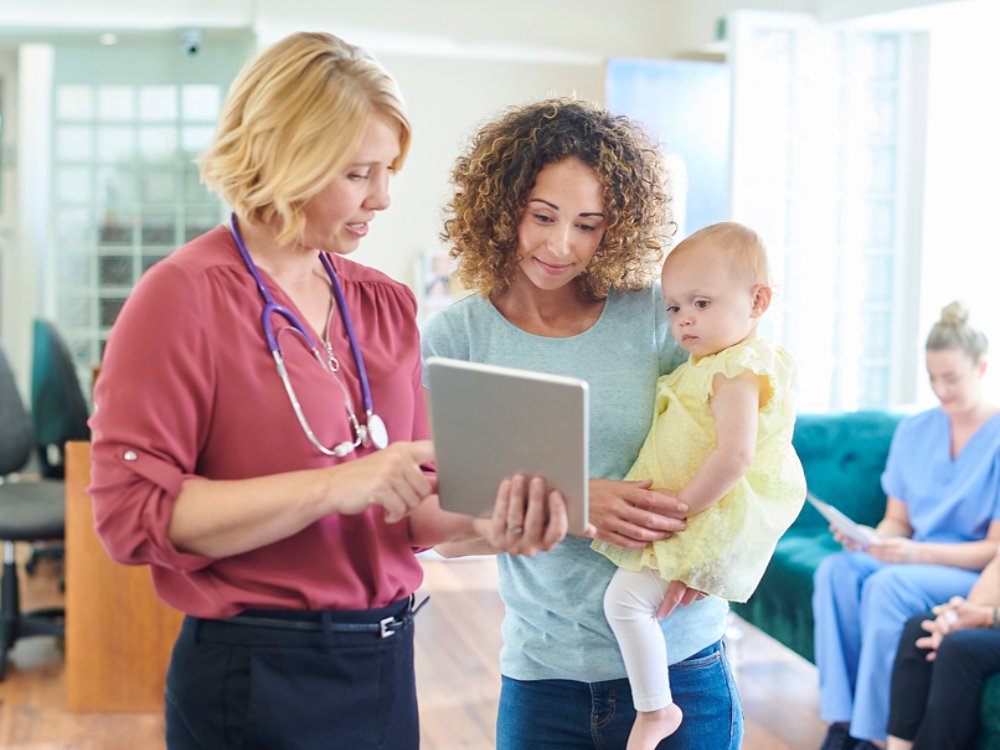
184, 211, 220, 242
99, 296, 127, 327
56, 125, 93, 161
141, 168, 176, 203
139, 125, 177, 158
181, 125, 214, 156
181, 84, 220, 121
859, 365, 890, 407
58, 292, 92, 326
862, 254, 894, 304
864, 199, 895, 247
139, 85, 177, 122
863, 145, 896, 193
862, 309, 893, 357
97, 165, 138, 207
55, 166, 91, 203
183, 165, 211, 202
55, 207, 94, 246
141, 213, 175, 245
98, 256, 134, 286
57, 250, 93, 285
97, 126, 135, 163
56, 85, 93, 120
98, 85, 135, 121
98, 211, 135, 246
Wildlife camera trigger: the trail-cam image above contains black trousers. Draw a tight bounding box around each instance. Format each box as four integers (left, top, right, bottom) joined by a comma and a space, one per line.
888, 610, 1000, 750
165, 598, 419, 750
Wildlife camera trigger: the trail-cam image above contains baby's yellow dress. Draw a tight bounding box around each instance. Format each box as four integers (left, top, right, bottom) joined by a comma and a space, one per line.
592, 338, 806, 602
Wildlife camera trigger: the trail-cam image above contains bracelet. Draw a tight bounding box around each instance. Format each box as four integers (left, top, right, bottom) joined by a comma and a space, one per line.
993, 607, 1000, 629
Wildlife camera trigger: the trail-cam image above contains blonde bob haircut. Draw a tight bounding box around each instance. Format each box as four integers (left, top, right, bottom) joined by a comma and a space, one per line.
198, 31, 411, 246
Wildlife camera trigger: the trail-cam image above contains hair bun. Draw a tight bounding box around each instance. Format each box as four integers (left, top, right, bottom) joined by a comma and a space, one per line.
939, 300, 969, 327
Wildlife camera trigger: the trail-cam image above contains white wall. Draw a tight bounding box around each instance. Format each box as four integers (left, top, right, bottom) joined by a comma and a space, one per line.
917, 0, 1000, 404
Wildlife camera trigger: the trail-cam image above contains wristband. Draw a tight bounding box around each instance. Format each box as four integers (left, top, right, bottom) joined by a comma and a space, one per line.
993, 607, 1000, 629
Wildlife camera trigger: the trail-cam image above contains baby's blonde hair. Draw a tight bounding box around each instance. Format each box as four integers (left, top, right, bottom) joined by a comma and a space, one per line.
666, 221, 770, 287
198, 31, 411, 246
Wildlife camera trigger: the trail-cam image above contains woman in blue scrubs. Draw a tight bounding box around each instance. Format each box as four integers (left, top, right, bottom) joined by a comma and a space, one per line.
813, 300, 1000, 750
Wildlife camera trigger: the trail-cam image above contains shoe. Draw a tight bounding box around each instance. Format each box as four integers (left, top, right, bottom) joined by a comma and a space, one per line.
819, 724, 863, 750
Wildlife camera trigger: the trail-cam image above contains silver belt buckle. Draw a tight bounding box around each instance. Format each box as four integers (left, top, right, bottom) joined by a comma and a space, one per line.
379, 615, 396, 638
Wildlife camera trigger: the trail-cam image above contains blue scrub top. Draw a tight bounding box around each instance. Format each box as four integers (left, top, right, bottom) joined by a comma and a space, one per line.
881, 408, 1000, 543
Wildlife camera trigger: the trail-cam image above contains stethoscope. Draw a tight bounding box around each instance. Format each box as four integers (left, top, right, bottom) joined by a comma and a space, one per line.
229, 213, 388, 457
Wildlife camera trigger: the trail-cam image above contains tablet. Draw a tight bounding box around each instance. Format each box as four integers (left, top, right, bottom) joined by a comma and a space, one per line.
807, 492, 878, 547
426, 356, 589, 535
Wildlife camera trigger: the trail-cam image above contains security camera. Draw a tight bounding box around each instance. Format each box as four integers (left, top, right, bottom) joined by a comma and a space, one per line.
181, 28, 202, 56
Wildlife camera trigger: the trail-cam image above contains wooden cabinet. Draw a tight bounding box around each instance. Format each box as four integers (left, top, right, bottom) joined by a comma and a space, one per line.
64, 440, 183, 712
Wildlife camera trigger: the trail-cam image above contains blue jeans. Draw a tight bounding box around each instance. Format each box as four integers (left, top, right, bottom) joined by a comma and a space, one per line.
496, 641, 742, 749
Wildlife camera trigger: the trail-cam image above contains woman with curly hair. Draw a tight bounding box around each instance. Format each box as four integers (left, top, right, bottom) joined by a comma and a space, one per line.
421, 98, 743, 749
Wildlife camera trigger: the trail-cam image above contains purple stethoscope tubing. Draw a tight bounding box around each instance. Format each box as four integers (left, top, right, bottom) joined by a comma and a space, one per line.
228, 212, 383, 453
319, 252, 374, 415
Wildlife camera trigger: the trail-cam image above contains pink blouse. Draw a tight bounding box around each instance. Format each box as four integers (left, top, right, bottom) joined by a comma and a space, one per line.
89, 226, 428, 617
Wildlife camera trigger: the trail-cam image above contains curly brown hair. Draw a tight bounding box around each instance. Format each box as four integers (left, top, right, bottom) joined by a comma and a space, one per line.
442, 98, 672, 301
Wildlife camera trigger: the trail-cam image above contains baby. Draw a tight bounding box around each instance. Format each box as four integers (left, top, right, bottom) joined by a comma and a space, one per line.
593, 221, 807, 749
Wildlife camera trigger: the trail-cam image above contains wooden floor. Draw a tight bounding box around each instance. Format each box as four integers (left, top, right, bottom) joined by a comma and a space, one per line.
0, 546, 826, 749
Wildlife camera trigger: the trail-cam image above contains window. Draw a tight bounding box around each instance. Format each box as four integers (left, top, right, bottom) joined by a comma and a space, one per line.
727, 12, 927, 411
48, 35, 251, 374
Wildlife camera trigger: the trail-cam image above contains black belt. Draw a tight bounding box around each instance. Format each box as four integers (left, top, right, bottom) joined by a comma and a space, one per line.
218, 595, 429, 639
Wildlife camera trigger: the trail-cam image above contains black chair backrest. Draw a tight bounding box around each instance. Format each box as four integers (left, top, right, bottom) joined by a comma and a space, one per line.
31, 319, 91, 479
0, 346, 35, 476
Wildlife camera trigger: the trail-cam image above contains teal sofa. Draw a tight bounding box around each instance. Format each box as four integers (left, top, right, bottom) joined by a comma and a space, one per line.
731, 410, 1000, 749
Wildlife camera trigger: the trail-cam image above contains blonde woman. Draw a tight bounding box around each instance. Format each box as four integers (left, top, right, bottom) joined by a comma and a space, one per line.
89, 32, 566, 750
813, 301, 1000, 750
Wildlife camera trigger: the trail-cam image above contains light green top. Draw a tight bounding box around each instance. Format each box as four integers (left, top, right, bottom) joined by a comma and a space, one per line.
420, 286, 729, 682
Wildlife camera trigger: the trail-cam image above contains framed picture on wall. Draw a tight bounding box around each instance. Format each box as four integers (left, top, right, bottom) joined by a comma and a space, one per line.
414, 245, 467, 323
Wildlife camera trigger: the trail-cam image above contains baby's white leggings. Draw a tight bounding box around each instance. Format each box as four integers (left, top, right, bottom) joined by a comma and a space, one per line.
603, 566, 673, 712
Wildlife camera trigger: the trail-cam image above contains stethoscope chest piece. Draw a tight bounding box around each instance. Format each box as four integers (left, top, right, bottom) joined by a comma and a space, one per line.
368, 413, 389, 450
230, 212, 388, 458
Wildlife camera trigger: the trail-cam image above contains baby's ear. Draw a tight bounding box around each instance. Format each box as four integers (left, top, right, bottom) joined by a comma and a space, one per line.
751, 285, 772, 317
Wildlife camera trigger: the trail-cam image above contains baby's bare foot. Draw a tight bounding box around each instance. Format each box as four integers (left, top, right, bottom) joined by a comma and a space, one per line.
627, 703, 683, 750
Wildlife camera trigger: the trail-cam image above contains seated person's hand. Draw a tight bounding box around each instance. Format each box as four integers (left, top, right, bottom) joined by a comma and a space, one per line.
657, 579, 707, 619
472, 474, 570, 557
589, 478, 687, 549
917, 595, 994, 660
830, 524, 877, 552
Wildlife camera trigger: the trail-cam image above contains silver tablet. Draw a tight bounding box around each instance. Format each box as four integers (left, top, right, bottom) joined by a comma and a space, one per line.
426, 356, 589, 535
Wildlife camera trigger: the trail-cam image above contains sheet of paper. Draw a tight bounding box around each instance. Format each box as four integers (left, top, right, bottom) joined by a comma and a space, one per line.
807, 492, 878, 547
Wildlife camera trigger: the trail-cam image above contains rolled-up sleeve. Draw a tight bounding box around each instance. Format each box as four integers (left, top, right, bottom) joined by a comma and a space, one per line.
88, 260, 216, 572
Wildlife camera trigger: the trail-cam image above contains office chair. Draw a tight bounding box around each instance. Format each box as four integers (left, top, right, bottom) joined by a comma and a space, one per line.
24, 320, 90, 577
31, 318, 91, 480
0, 345, 65, 681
